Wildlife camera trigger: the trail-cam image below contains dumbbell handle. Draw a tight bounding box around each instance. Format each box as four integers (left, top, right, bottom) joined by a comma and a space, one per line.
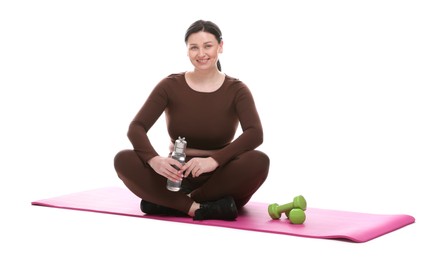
276, 201, 296, 212
278, 195, 307, 212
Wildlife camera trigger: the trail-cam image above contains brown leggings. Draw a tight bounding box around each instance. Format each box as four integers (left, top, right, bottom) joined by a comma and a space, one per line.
113, 149, 270, 214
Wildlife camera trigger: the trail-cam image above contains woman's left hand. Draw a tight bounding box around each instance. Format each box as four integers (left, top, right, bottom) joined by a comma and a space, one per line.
182, 157, 218, 178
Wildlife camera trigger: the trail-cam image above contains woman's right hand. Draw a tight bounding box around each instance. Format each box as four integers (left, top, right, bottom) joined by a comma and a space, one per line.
148, 156, 184, 182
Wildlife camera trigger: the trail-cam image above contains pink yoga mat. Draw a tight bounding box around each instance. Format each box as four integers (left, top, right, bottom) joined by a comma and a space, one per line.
31, 187, 415, 243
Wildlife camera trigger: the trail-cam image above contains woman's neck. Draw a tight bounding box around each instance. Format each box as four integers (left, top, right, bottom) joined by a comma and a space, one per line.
190, 68, 222, 80
186, 69, 225, 92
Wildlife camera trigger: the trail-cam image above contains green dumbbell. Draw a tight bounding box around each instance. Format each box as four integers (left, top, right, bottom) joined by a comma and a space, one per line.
288, 208, 306, 224
268, 195, 307, 220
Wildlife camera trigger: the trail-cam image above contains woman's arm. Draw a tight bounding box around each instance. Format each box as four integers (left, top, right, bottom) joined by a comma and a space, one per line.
169, 142, 220, 157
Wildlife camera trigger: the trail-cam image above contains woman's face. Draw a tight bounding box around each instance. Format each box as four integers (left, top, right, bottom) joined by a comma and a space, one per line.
186, 31, 223, 71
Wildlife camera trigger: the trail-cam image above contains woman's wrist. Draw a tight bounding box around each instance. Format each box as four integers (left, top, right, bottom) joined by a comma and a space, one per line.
186, 147, 218, 157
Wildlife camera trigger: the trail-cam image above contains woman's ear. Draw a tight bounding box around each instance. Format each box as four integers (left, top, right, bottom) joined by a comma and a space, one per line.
219, 41, 224, 53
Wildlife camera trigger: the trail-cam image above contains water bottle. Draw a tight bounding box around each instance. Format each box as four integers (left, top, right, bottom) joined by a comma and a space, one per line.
166, 137, 187, 192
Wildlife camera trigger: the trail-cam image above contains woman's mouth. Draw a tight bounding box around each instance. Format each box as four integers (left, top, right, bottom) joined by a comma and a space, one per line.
197, 58, 209, 64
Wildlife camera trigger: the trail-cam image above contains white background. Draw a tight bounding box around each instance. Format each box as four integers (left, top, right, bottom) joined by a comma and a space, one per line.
1, 0, 447, 259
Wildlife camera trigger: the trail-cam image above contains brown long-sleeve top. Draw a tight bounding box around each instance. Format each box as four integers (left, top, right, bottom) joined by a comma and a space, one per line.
127, 72, 263, 166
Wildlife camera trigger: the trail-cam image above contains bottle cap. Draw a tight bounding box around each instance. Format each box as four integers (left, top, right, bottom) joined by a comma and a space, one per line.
174, 137, 187, 153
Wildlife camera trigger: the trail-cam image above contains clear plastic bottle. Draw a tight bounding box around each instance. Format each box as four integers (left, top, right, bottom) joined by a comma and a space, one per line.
166, 137, 187, 192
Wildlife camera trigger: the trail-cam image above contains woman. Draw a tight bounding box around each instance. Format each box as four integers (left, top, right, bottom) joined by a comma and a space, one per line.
114, 20, 269, 221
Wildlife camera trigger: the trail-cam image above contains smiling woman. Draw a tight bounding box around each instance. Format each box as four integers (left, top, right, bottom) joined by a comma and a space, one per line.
185, 20, 225, 92
113, 19, 270, 221
185, 20, 223, 70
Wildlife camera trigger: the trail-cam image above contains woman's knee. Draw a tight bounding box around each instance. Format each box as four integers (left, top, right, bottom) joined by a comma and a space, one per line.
236, 150, 270, 183
113, 149, 136, 173
248, 150, 270, 171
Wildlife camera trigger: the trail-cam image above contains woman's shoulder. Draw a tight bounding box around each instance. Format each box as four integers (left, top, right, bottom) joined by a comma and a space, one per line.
223, 74, 251, 94
224, 74, 247, 87
154, 72, 186, 87
224, 74, 240, 83
163, 72, 186, 81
